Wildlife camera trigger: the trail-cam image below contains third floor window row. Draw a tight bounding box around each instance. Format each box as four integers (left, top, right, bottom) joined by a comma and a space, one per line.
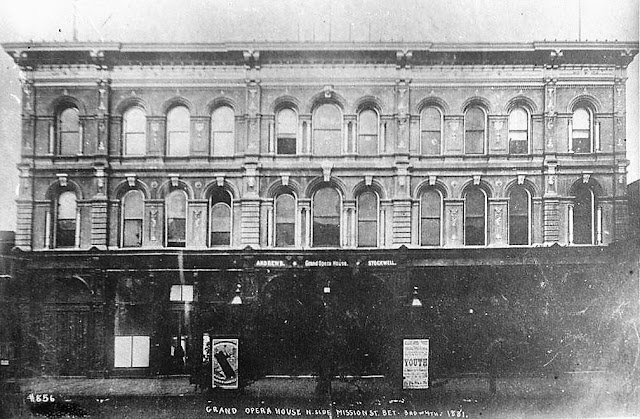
53, 103, 602, 157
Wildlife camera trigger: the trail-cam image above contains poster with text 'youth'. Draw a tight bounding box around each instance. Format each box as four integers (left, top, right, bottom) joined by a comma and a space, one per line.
403, 339, 429, 389
212, 338, 238, 389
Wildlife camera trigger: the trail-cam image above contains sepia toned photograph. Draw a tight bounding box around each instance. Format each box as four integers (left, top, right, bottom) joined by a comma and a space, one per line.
0, 0, 638, 417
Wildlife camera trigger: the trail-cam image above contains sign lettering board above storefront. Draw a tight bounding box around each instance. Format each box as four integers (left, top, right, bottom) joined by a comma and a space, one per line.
403, 338, 429, 390
212, 338, 239, 390
254, 259, 397, 268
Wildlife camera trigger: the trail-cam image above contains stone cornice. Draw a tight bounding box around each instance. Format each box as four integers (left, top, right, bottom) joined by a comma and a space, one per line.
3, 40, 638, 69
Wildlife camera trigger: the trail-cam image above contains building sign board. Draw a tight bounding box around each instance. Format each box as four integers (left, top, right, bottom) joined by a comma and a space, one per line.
403, 338, 429, 389
212, 338, 239, 389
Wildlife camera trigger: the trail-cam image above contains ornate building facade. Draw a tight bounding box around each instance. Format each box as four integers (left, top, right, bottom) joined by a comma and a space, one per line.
2, 41, 638, 381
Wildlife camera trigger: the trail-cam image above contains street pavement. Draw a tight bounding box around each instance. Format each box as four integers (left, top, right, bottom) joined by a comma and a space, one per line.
1, 373, 638, 418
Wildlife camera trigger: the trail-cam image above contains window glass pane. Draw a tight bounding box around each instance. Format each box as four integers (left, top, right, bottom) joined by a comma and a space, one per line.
277, 137, 296, 155
167, 219, 186, 245
314, 104, 341, 129
167, 191, 187, 218
124, 107, 146, 133
168, 106, 190, 131
182, 285, 194, 302
313, 188, 340, 247
465, 188, 485, 245
131, 336, 150, 367
421, 131, 441, 155
359, 110, 378, 135
60, 132, 80, 155
60, 108, 79, 131
509, 188, 529, 245
465, 108, 485, 130
210, 202, 231, 246
358, 192, 377, 219
125, 133, 146, 155
573, 108, 590, 130
574, 189, 593, 244
168, 132, 190, 156
509, 108, 528, 130
276, 195, 295, 223
114, 336, 132, 368
276, 224, 295, 247
509, 132, 528, 154
212, 106, 235, 131
421, 219, 440, 246
465, 131, 484, 154
357, 192, 377, 247
170, 285, 182, 301
421, 190, 440, 217
358, 134, 378, 155
313, 129, 341, 155
358, 221, 377, 247
58, 192, 77, 220
123, 220, 142, 247
277, 108, 297, 136
212, 132, 234, 156
123, 191, 144, 219
422, 107, 441, 131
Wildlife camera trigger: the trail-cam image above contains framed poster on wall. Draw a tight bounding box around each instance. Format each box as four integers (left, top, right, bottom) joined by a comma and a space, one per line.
403, 338, 429, 390
212, 338, 238, 389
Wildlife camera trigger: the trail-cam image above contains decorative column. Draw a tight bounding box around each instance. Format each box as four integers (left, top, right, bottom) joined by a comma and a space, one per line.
96, 79, 110, 155
395, 80, 410, 156
543, 77, 558, 153
189, 200, 208, 247
443, 200, 464, 247
489, 199, 508, 246
299, 199, 311, 248
145, 200, 164, 247
90, 166, 108, 248
543, 159, 559, 245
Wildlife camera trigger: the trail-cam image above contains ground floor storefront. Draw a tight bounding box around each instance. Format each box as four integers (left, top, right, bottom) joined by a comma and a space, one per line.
3, 245, 638, 395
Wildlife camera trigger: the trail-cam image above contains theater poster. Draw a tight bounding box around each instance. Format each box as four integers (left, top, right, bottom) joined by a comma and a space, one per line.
212, 338, 239, 389
403, 339, 429, 389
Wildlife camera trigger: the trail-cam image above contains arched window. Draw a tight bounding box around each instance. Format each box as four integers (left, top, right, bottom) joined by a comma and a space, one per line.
123, 107, 147, 156
420, 189, 442, 246
122, 190, 144, 247
276, 108, 297, 155
421, 107, 442, 155
572, 187, 595, 244
508, 187, 530, 245
464, 107, 486, 154
508, 107, 529, 154
209, 189, 232, 246
275, 194, 296, 247
55, 191, 77, 248
357, 191, 378, 247
313, 104, 342, 156
211, 106, 235, 156
166, 190, 187, 247
58, 107, 80, 155
358, 109, 378, 155
571, 107, 592, 153
167, 106, 190, 156
464, 187, 486, 245
313, 187, 341, 247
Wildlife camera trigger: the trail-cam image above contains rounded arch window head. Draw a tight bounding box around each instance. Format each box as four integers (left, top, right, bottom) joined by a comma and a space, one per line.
312, 187, 341, 247
58, 106, 81, 155
123, 107, 147, 156
464, 187, 487, 246
508, 107, 529, 155
54, 191, 78, 248
464, 107, 486, 155
357, 109, 379, 156
122, 190, 144, 247
275, 193, 296, 247
209, 188, 232, 247
421, 107, 442, 155
276, 108, 298, 155
167, 106, 190, 156
313, 104, 342, 156
571, 107, 593, 153
211, 106, 235, 157
508, 186, 530, 245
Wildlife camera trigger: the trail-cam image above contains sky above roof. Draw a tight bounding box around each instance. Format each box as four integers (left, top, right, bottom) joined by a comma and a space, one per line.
0, 0, 638, 231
